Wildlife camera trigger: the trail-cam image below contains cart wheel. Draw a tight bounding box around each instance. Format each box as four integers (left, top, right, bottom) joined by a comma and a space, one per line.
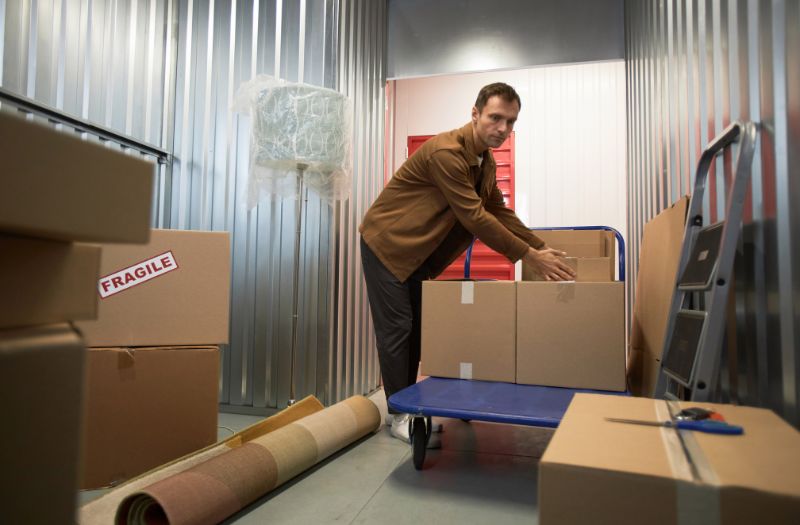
411, 417, 427, 470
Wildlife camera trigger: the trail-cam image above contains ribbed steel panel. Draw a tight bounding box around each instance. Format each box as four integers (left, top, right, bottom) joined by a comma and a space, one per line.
2, 0, 387, 412
625, 0, 799, 426
0, 0, 175, 227
169, 0, 385, 411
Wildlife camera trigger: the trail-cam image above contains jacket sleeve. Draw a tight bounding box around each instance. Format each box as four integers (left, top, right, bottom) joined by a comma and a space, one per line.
428, 149, 530, 262
484, 183, 546, 250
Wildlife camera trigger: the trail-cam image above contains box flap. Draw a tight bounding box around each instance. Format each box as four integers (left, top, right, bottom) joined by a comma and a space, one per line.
630, 196, 689, 359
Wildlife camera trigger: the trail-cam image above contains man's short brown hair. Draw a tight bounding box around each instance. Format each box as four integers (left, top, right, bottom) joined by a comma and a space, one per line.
474, 82, 521, 113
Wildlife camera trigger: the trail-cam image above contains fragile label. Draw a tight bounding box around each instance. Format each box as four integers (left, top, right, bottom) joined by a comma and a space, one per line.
98, 251, 178, 298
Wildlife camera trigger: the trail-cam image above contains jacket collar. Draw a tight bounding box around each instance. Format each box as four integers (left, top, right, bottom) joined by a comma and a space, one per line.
459, 122, 482, 167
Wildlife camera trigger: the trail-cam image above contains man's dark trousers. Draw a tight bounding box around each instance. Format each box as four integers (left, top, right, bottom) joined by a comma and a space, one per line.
360, 236, 427, 413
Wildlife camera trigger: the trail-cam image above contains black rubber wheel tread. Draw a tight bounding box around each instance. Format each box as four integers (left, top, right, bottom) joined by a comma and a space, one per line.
412, 417, 426, 470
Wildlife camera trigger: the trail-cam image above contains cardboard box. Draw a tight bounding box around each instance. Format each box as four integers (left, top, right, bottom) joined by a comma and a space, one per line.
516, 282, 625, 391
421, 281, 516, 383
534, 229, 614, 258
628, 196, 689, 396
0, 234, 101, 329
81, 346, 220, 489
522, 256, 613, 282
0, 111, 154, 243
539, 394, 800, 524
75, 229, 231, 347
0, 324, 86, 524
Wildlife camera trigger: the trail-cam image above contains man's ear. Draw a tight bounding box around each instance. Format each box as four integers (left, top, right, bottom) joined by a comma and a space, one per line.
471, 106, 478, 123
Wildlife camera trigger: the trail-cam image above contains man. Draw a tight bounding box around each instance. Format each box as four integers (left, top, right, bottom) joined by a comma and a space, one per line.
359, 82, 575, 444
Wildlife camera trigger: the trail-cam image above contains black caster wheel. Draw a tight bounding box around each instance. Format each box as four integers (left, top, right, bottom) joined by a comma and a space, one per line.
411, 416, 428, 470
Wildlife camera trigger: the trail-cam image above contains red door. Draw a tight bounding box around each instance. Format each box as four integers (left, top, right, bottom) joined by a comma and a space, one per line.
406, 133, 516, 281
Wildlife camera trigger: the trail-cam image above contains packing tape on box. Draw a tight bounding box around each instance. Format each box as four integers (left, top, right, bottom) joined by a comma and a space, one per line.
82, 396, 379, 525
555, 281, 576, 302
461, 282, 474, 304
655, 401, 721, 525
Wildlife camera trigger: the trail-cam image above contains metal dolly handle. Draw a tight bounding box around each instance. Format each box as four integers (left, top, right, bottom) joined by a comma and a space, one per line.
464, 225, 626, 281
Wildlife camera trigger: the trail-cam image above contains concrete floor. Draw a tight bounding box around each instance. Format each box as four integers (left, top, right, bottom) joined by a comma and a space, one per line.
80, 389, 554, 524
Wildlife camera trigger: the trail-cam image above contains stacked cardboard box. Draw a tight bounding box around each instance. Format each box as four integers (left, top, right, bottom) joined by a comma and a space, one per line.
0, 111, 154, 524
421, 229, 625, 391
522, 229, 616, 282
76, 229, 231, 489
539, 393, 800, 524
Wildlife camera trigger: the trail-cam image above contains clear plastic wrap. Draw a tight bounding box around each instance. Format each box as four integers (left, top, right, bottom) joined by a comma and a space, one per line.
232, 75, 353, 207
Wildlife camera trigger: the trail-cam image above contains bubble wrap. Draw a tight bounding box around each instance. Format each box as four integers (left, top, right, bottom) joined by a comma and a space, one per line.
232, 75, 352, 207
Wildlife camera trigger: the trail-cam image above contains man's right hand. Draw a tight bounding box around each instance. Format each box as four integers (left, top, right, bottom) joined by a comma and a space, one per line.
522, 246, 576, 281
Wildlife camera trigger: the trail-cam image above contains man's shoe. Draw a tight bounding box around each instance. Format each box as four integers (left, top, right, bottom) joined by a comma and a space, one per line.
389, 414, 442, 449
389, 414, 411, 443
387, 412, 443, 432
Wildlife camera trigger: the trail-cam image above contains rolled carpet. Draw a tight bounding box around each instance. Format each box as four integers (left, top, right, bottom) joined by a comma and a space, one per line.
115, 395, 379, 524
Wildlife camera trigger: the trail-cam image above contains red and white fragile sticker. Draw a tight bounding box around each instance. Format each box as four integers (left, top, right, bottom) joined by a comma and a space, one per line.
98, 251, 178, 299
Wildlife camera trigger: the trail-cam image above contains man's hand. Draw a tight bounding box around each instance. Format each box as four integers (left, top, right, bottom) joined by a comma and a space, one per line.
522, 246, 576, 281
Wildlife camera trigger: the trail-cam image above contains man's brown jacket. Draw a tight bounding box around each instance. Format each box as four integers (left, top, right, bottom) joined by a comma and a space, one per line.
359, 122, 544, 282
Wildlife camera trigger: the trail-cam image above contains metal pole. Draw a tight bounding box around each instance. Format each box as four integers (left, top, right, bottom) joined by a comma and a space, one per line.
288, 164, 308, 406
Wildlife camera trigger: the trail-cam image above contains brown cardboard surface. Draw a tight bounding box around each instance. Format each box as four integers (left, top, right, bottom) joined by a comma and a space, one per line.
540, 394, 800, 525
517, 282, 625, 391
0, 234, 101, 329
81, 346, 220, 489
0, 324, 85, 524
626, 346, 662, 400
534, 229, 613, 257
421, 281, 516, 383
522, 256, 612, 282
629, 196, 689, 396
0, 111, 154, 243
75, 229, 231, 347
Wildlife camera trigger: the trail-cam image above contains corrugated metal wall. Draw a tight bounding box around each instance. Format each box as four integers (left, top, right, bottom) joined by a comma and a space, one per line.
1, 0, 387, 412
625, 0, 799, 426
0, 0, 176, 226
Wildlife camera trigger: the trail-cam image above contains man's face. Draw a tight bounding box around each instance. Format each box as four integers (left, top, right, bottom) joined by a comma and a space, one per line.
471, 95, 520, 151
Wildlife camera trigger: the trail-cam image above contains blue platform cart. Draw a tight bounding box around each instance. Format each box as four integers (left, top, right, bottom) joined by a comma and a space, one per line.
388, 226, 628, 470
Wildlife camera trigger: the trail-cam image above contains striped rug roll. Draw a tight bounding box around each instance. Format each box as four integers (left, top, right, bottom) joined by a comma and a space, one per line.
115, 396, 379, 525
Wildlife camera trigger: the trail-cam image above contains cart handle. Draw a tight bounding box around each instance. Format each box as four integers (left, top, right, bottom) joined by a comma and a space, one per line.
464, 226, 626, 281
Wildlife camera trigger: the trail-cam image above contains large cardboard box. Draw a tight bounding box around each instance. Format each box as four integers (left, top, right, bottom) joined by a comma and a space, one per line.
539, 394, 800, 524
0, 234, 101, 329
0, 111, 154, 243
0, 324, 86, 524
81, 346, 220, 489
522, 256, 613, 282
75, 229, 231, 347
517, 282, 625, 391
628, 196, 689, 396
421, 281, 516, 383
